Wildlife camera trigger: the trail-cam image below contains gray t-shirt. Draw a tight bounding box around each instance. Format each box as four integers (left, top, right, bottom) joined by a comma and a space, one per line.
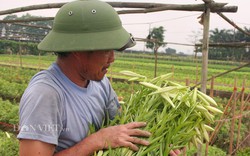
17, 63, 120, 152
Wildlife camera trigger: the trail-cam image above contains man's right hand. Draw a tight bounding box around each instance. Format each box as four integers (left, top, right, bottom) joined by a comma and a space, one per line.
95, 122, 151, 151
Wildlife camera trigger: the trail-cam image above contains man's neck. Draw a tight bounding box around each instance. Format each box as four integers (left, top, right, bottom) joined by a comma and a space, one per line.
56, 56, 88, 88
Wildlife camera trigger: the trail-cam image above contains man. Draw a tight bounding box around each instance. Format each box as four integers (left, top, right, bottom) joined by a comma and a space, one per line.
18, 0, 181, 155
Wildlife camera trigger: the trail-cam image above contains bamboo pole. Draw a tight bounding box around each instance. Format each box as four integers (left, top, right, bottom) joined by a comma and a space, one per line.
236, 78, 246, 149
205, 76, 215, 156
209, 81, 245, 145
210, 76, 214, 97
192, 62, 250, 88
185, 78, 190, 86
217, 12, 250, 37
198, 1, 211, 155
0, 17, 54, 23
195, 41, 250, 48
243, 94, 250, 111
232, 133, 250, 155
196, 64, 199, 85
0, 2, 237, 16
154, 45, 159, 78
229, 78, 237, 154
18, 43, 23, 68
154, 49, 158, 77
209, 91, 234, 145
200, 2, 210, 93
171, 65, 174, 80
131, 63, 135, 93
38, 52, 41, 71
12, 22, 51, 30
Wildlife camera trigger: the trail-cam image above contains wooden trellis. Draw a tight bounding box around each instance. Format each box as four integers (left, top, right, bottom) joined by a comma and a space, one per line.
0, 1, 245, 155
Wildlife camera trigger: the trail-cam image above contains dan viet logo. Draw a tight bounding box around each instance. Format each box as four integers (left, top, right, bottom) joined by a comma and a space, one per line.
15, 124, 69, 132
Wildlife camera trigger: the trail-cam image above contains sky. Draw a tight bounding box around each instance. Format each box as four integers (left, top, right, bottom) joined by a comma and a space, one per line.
0, 0, 249, 55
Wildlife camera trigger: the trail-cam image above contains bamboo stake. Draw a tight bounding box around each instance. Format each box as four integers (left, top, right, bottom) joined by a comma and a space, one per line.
243, 94, 250, 111
210, 76, 214, 97
198, 1, 211, 155
195, 42, 250, 48
192, 62, 250, 88
209, 85, 244, 147
236, 78, 246, 149
200, 2, 210, 94
171, 65, 174, 80
38, 52, 41, 71
196, 64, 199, 84
210, 90, 235, 145
12, 22, 51, 30
154, 50, 157, 78
205, 76, 215, 156
18, 44, 23, 68
232, 132, 250, 155
131, 64, 135, 93
0, 17, 54, 23
229, 78, 237, 155
217, 12, 250, 37
185, 78, 190, 86
0, 2, 237, 16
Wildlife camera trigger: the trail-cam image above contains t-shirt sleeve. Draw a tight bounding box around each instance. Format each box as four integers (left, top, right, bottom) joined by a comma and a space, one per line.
17, 82, 63, 146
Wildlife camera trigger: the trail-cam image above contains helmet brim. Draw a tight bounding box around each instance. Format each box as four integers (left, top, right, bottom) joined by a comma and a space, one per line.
38, 27, 134, 52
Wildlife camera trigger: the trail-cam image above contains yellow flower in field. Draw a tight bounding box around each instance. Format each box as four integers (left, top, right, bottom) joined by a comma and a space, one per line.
5, 132, 10, 138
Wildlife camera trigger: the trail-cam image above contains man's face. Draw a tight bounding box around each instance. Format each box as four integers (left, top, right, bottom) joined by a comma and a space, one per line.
76, 50, 115, 81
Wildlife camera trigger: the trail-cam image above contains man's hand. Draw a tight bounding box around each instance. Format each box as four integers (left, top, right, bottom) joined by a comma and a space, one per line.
169, 149, 182, 156
95, 122, 151, 151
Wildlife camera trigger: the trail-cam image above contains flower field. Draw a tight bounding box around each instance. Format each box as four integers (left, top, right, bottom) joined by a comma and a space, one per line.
0, 52, 249, 155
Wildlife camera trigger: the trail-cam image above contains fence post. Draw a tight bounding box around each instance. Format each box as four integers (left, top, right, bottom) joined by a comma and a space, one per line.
210, 76, 214, 97
196, 64, 199, 84
171, 65, 174, 80
229, 78, 237, 155
236, 78, 245, 149
185, 78, 190, 86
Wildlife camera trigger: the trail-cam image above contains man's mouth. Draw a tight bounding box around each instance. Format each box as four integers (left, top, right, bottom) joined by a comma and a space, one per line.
102, 65, 110, 73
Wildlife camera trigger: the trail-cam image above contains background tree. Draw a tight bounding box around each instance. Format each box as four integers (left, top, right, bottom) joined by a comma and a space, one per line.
209, 27, 250, 61
146, 26, 166, 77
146, 26, 166, 52
189, 30, 202, 58
165, 47, 176, 55
0, 13, 52, 42
0, 14, 52, 55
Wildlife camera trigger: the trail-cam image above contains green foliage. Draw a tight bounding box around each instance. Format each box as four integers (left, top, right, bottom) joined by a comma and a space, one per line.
186, 144, 226, 156
212, 121, 248, 152
0, 53, 249, 155
0, 98, 19, 124
237, 147, 250, 156
0, 78, 27, 101
0, 40, 43, 55
0, 130, 19, 156
208, 28, 250, 61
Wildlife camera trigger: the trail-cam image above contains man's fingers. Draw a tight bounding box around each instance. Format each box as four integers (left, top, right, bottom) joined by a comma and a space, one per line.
125, 122, 147, 129
128, 137, 150, 146
169, 149, 182, 156
169, 150, 177, 156
124, 141, 139, 151
173, 149, 181, 155
128, 128, 151, 137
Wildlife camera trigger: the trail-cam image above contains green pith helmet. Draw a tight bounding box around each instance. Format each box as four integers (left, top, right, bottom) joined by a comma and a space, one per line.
38, 0, 135, 52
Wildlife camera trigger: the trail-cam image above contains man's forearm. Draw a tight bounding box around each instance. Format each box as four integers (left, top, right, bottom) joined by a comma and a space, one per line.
55, 133, 102, 156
